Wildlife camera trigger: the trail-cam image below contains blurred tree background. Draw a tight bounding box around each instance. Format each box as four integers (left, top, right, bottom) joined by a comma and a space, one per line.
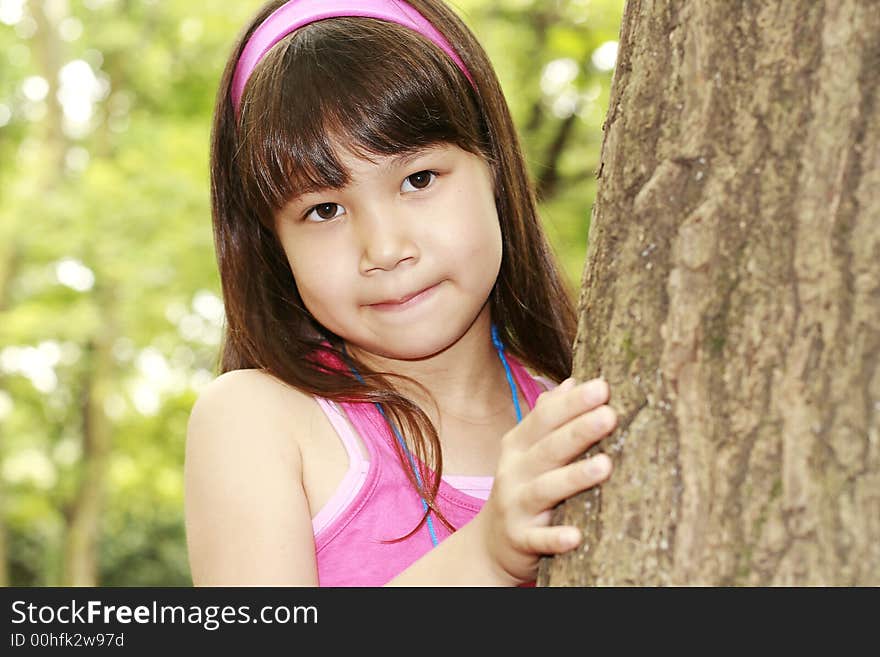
0, 0, 624, 586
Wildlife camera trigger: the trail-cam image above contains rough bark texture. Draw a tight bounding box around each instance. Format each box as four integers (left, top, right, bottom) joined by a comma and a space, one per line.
538, 0, 880, 586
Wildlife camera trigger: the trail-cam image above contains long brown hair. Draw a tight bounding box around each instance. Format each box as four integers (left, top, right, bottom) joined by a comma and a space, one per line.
209, 0, 576, 537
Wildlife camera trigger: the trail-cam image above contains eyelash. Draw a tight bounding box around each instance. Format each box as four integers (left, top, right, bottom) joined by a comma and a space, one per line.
302, 170, 439, 223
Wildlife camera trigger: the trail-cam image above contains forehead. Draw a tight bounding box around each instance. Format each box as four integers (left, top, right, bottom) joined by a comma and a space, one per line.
299, 142, 462, 194
340, 141, 454, 168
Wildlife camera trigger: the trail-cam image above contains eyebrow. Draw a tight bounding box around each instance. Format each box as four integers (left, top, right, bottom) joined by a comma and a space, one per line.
290, 145, 442, 201
387, 147, 433, 168
362, 144, 441, 174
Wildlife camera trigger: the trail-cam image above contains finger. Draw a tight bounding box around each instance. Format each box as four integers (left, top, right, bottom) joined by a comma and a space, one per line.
529, 404, 618, 471
556, 377, 577, 392
521, 454, 612, 513
522, 378, 610, 447
530, 376, 576, 410
521, 525, 583, 555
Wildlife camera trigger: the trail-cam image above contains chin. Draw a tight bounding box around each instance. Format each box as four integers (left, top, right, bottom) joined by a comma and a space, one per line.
358, 325, 463, 361
371, 338, 450, 362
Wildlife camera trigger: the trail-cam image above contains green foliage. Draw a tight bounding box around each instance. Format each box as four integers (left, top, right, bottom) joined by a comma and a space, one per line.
0, 0, 623, 585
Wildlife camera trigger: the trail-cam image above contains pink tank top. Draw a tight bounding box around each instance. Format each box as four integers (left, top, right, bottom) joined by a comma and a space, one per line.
308, 349, 556, 586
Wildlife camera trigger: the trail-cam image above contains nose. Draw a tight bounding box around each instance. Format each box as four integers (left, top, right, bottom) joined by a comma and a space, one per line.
357, 202, 419, 273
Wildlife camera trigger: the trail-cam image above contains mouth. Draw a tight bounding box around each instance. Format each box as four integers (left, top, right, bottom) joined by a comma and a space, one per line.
368, 282, 441, 311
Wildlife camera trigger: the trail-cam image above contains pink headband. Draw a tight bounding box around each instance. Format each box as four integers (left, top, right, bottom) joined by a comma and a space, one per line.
231, 0, 476, 115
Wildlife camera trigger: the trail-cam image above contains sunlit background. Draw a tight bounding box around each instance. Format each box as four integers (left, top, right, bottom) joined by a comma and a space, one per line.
0, 0, 624, 585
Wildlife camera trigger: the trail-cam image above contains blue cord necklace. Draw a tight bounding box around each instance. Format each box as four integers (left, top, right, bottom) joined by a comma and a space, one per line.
340, 322, 522, 547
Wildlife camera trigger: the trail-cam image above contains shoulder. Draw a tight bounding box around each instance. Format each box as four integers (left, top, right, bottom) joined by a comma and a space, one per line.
187, 367, 320, 440
185, 367, 318, 495
184, 368, 320, 585
189, 368, 313, 422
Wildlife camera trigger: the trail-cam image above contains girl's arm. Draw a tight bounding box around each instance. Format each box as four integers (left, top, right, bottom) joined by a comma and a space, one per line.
184, 369, 320, 586
184, 371, 614, 587
384, 515, 514, 586
184, 370, 504, 587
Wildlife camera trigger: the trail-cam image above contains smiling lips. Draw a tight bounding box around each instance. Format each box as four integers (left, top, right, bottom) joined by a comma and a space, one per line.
369, 283, 440, 311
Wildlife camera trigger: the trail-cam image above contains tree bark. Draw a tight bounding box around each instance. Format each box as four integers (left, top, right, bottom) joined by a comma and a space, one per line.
538, 0, 880, 586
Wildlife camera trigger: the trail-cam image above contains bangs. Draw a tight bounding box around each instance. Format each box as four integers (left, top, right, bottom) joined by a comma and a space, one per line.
236, 17, 490, 218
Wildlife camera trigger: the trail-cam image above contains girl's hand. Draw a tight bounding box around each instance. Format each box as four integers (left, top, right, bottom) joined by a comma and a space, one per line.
476, 377, 616, 585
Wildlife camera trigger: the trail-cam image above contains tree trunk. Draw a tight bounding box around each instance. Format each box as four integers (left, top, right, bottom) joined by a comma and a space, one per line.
61, 284, 118, 587
538, 0, 880, 586
31, 0, 67, 184
62, 335, 114, 586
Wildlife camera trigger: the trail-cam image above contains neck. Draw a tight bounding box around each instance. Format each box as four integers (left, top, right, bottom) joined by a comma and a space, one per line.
343, 309, 515, 425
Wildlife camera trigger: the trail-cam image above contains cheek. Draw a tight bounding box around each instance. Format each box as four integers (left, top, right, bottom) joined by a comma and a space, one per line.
282, 238, 349, 308
446, 199, 502, 281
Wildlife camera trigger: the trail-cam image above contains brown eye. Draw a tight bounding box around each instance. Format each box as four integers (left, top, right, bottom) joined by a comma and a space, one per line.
305, 202, 344, 222
402, 170, 436, 191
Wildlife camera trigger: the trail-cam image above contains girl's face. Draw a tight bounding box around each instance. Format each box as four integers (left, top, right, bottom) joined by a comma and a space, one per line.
274, 142, 502, 360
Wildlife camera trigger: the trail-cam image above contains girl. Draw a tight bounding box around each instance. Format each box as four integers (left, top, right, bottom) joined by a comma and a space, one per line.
184, 0, 617, 586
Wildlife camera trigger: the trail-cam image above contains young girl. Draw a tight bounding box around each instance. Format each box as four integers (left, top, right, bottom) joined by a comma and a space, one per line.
184, 0, 617, 586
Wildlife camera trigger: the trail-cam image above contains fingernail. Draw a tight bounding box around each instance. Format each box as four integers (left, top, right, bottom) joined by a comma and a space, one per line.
562, 528, 582, 548
585, 454, 611, 477
582, 379, 609, 404
593, 406, 617, 432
